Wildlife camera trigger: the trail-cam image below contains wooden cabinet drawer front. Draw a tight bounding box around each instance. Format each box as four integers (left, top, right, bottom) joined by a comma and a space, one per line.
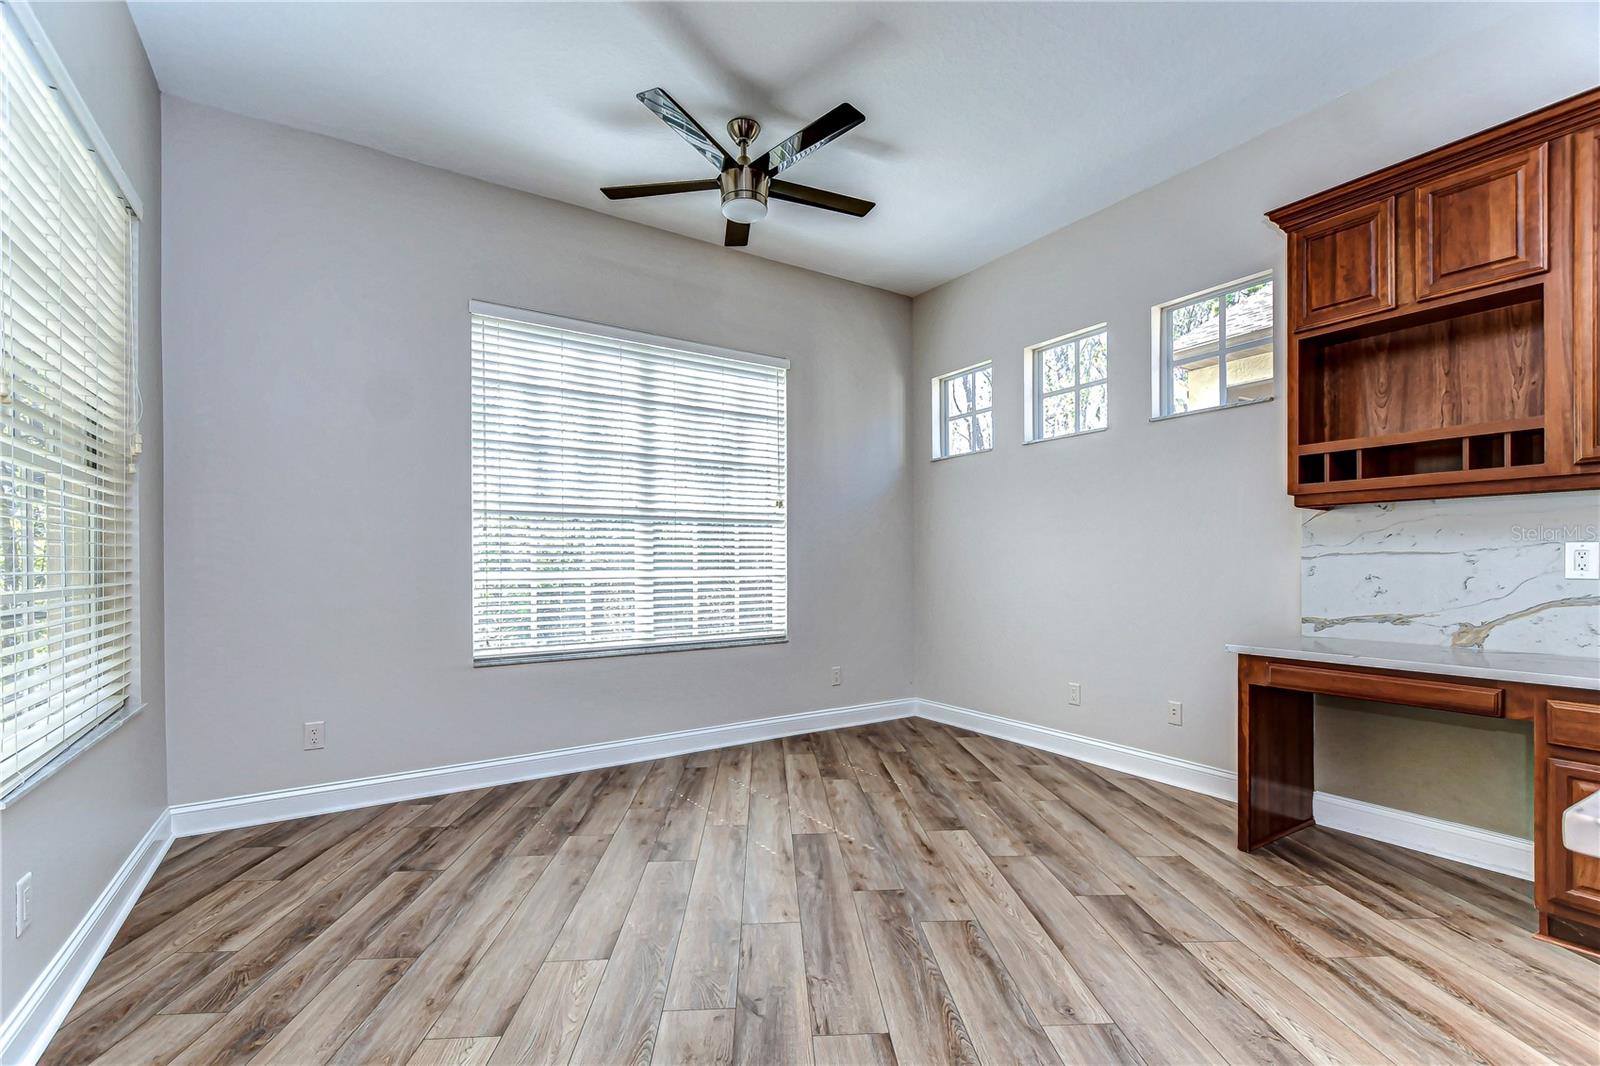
1263, 662, 1503, 716
1415, 143, 1548, 300
1544, 758, 1600, 917
1292, 200, 1395, 329
1549, 700, 1600, 751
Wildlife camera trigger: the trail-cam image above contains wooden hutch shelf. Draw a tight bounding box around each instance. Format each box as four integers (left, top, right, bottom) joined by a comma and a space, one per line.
1270, 87, 1600, 508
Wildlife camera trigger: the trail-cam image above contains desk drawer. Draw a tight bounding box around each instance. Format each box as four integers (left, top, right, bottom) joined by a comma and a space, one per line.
1549, 701, 1600, 751
1263, 662, 1504, 716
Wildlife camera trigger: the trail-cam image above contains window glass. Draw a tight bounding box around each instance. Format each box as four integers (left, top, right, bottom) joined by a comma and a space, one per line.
1026, 327, 1108, 442
1157, 278, 1274, 416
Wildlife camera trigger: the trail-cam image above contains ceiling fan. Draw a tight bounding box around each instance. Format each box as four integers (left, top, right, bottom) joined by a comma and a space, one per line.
601, 88, 875, 248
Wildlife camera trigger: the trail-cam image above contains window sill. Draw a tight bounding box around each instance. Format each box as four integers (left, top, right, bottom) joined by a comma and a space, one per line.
475, 635, 788, 667
931, 446, 995, 463
1149, 395, 1275, 423
1023, 425, 1110, 446
0, 701, 147, 810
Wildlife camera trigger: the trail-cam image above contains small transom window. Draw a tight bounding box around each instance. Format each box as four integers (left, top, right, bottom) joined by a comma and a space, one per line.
932, 363, 994, 459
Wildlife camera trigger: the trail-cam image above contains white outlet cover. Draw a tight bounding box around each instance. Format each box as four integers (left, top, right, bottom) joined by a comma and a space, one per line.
15, 872, 31, 937
1167, 700, 1183, 726
1566, 541, 1600, 580
1068, 682, 1082, 706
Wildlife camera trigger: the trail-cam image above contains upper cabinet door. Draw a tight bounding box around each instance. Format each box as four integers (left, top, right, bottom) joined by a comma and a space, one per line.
1575, 127, 1600, 464
1291, 199, 1395, 330
1415, 143, 1548, 300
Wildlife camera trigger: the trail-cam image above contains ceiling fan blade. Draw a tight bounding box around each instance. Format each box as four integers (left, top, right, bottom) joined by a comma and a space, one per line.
768, 180, 875, 217
602, 179, 720, 200
637, 88, 735, 170
725, 220, 750, 247
758, 103, 865, 176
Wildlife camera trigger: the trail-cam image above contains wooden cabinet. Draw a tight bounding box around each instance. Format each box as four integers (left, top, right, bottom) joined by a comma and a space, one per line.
1414, 144, 1547, 299
1575, 125, 1600, 464
1292, 200, 1395, 328
1271, 89, 1600, 507
1537, 698, 1600, 956
1544, 758, 1600, 917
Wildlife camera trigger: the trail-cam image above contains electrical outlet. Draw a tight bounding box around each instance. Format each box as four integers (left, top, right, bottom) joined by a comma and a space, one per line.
829, 666, 842, 687
1167, 700, 1183, 726
1068, 682, 1082, 706
303, 721, 325, 750
15, 872, 32, 938
1567, 542, 1600, 580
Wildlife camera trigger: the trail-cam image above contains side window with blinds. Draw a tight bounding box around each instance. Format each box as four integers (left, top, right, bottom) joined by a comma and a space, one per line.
0, 14, 138, 794
470, 302, 788, 664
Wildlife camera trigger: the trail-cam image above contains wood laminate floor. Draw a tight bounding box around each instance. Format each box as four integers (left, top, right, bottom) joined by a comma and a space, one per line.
41, 719, 1598, 1065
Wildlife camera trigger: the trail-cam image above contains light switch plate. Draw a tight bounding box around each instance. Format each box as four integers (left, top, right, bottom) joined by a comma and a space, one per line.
1566, 542, 1599, 580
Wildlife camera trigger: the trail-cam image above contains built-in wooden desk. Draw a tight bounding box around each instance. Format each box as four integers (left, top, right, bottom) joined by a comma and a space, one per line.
1228, 636, 1600, 957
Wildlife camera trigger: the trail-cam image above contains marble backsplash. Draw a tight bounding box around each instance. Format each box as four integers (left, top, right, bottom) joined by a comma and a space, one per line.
1301, 491, 1600, 655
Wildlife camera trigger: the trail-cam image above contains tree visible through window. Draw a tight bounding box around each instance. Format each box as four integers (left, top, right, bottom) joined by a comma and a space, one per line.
1157, 275, 1275, 416
933, 363, 993, 458
1027, 327, 1108, 442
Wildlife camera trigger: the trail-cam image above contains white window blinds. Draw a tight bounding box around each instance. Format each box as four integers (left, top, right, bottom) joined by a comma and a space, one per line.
470, 302, 788, 664
0, 14, 137, 793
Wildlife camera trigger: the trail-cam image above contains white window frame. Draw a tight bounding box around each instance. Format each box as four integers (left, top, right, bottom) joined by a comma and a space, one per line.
469, 300, 789, 666
931, 361, 993, 460
0, 1, 144, 803
1151, 270, 1275, 420
1024, 324, 1109, 444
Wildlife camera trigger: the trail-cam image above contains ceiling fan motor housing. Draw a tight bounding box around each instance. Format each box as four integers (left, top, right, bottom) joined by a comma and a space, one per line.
720, 165, 769, 223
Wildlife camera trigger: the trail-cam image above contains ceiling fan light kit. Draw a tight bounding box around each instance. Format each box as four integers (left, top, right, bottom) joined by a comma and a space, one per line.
720, 117, 770, 223
601, 88, 874, 248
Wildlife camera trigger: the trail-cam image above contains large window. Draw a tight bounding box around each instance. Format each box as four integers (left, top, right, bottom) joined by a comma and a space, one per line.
470, 303, 788, 664
0, 14, 138, 794
932, 362, 993, 459
1025, 326, 1108, 443
1156, 274, 1275, 417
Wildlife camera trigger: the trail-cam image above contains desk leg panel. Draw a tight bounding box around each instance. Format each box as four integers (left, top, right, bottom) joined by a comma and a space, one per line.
1238, 667, 1315, 851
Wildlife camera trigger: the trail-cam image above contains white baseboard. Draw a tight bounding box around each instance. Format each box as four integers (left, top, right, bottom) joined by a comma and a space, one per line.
169, 698, 917, 837
0, 810, 172, 1066
915, 698, 1236, 801
918, 698, 1533, 881
1312, 791, 1533, 880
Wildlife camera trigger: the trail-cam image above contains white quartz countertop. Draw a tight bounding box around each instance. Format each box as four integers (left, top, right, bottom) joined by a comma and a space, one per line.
1225, 634, 1599, 690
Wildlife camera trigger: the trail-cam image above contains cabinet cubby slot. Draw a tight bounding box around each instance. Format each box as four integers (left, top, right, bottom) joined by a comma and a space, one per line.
1509, 429, 1545, 466
1298, 454, 1327, 485
1466, 433, 1507, 469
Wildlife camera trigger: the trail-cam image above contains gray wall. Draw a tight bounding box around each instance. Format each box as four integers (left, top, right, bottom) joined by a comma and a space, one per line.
908, 9, 1599, 790
0, 0, 167, 1021
160, 97, 914, 806
1316, 702, 1535, 838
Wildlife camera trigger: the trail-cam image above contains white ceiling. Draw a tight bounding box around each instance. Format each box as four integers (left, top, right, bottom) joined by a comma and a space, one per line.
129, 1, 1538, 295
